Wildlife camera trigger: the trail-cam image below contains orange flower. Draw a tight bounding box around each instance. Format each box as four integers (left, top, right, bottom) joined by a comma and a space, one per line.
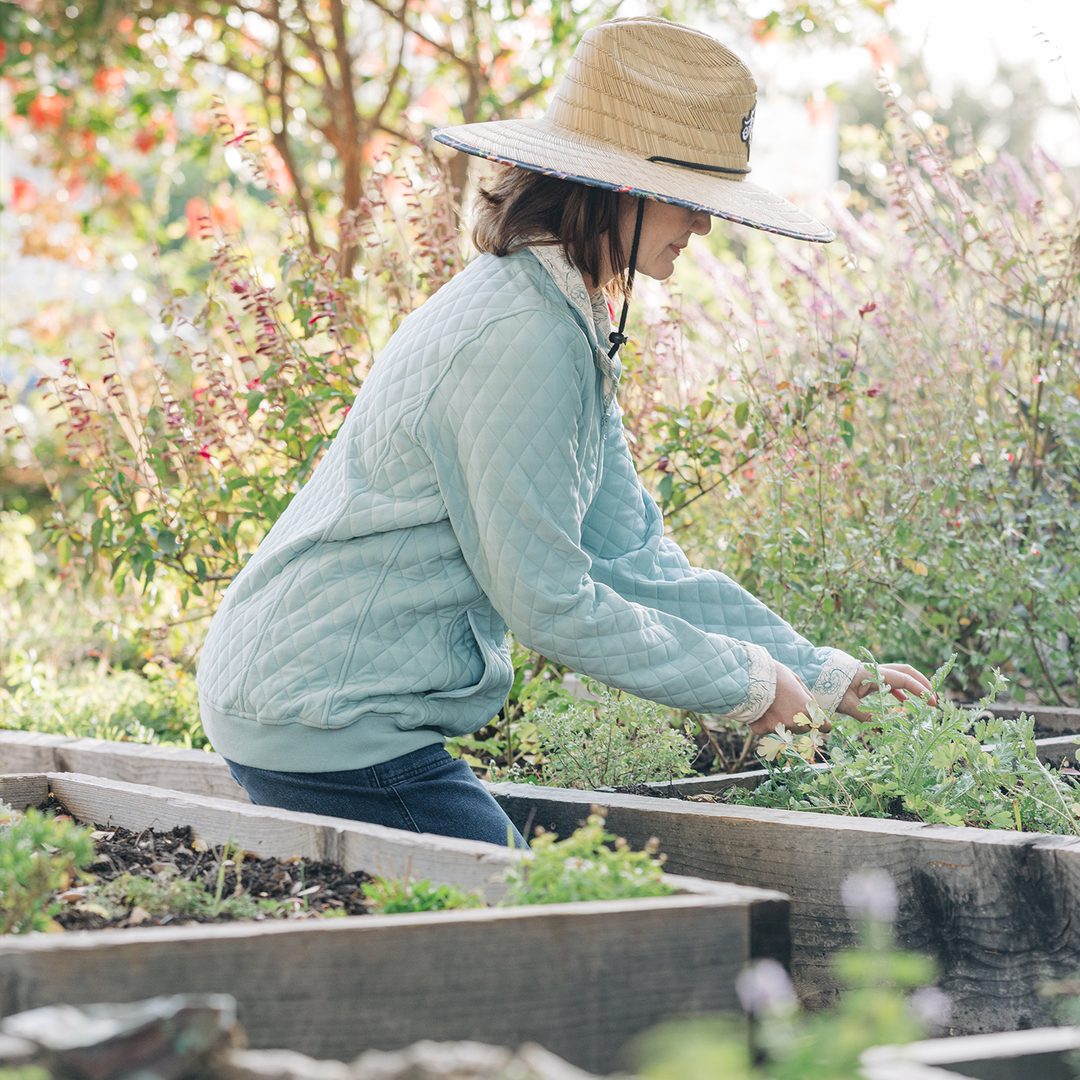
211, 196, 240, 233
865, 33, 898, 72
186, 197, 213, 239
93, 67, 126, 94
361, 131, 395, 165
133, 126, 159, 153
104, 171, 140, 198
751, 19, 777, 43
11, 177, 38, 213
28, 93, 68, 130
118, 17, 134, 32
224, 103, 248, 139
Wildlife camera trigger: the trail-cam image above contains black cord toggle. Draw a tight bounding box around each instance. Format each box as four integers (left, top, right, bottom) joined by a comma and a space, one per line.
607, 197, 646, 359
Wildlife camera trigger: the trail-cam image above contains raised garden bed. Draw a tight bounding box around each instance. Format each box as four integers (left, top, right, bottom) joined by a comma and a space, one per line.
0, 771, 789, 1073
486, 779, 1080, 1039
2, 716, 1075, 802
860, 1026, 1080, 1079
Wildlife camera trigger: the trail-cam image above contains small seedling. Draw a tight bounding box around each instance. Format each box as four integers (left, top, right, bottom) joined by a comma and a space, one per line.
502, 811, 674, 905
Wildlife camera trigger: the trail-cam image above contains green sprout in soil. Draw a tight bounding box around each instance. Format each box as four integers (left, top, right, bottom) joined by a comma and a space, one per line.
361, 877, 484, 914
363, 813, 674, 913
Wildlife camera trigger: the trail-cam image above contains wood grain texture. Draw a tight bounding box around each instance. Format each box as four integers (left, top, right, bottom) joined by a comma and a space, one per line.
0, 899, 762, 1070
487, 782, 1080, 1037
0, 774, 50, 812
0, 777, 789, 1073
986, 703, 1080, 735
0, 732, 245, 802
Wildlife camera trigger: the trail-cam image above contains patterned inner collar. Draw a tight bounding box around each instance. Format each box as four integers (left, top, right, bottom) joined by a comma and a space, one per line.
525, 241, 620, 405
525, 241, 612, 347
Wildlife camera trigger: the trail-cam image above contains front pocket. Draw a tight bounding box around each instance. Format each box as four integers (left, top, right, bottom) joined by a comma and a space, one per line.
422, 607, 514, 702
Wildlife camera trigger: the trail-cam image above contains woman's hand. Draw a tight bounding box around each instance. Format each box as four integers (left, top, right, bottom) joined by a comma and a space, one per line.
837, 663, 937, 722
748, 662, 823, 736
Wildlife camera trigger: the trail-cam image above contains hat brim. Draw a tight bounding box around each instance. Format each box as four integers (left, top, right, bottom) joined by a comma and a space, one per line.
434, 119, 835, 244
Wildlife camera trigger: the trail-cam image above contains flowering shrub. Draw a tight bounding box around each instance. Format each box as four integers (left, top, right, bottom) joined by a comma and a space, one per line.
15, 150, 460, 647
622, 92, 1079, 703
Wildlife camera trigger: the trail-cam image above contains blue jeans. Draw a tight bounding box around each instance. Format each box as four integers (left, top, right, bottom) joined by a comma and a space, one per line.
223, 744, 527, 848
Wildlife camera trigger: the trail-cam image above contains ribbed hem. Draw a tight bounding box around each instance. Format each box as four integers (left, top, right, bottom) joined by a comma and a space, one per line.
201, 703, 445, 773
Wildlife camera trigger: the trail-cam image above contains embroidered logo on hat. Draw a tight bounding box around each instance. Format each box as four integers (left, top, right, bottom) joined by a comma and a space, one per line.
741, 106, 756, 160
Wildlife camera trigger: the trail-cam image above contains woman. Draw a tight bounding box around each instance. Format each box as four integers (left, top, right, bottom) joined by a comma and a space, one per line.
197, 17, 933, 846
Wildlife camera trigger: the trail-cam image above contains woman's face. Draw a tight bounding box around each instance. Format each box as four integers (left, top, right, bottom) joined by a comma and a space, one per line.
624, 198, 712, 281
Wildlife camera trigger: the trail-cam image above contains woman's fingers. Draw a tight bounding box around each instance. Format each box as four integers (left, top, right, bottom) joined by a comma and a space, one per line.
877, 663, 937, 706
842, 663, 938, 720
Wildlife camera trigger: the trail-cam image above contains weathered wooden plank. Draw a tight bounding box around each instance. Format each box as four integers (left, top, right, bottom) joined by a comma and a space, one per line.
860, 1027, 1080, 1080
0, 774, 49, 811
488, 781, 1080, 1038
985, 702, 1080, 734
0, 732, 245, 802
0, 895, 780, 1071
0, 775, 790, 1073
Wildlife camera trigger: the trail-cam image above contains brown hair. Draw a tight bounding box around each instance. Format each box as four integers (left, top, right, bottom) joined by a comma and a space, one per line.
471, 166, 631, 297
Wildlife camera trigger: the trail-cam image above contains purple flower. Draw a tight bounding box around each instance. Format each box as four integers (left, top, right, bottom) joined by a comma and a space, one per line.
842, 868, 898, 923
735, 958, 797, 1017
910, 986, 952, 1030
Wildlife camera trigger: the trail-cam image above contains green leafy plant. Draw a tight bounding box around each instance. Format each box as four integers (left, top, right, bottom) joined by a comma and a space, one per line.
362, 814, 675, 912
632, 870, 940, 1080
521, 682, 698, 790
0, 664, 205, 748
0, 802, 96, 934
735, 656, 1080, 835
361, 876, 484, 915
502, 812, 674, 906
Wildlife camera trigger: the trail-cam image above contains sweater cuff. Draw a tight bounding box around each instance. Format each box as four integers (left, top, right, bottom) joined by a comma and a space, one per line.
715, 642, 777, 725
811, 649, 862, 716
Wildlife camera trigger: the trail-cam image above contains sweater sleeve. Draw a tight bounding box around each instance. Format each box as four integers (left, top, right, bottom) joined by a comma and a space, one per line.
418, 309, 852, 721
581, 399, 861, 718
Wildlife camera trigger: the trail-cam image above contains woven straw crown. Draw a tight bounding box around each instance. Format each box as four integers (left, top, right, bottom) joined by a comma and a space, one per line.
545, 19, 757, 178
434, 17, 834, 243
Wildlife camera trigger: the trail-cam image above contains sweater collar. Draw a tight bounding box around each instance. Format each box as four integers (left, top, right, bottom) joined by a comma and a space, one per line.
526, 242, 620, 402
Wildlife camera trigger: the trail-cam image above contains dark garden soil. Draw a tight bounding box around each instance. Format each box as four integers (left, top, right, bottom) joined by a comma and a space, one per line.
37, 793, 373, 931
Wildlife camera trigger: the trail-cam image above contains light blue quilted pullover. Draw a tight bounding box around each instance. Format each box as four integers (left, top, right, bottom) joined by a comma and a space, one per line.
197, 246, 859, 772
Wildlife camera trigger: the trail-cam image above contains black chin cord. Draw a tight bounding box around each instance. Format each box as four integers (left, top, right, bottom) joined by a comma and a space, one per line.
608, 196, 645, 360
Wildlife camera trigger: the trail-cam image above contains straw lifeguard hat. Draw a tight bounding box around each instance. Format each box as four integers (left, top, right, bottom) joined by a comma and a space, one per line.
433, 16, 834, 244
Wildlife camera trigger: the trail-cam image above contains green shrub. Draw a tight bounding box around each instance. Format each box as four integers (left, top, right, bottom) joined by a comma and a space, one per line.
0, 666, 206, 749
521, 682, 698, 790
0, 802, 96, 933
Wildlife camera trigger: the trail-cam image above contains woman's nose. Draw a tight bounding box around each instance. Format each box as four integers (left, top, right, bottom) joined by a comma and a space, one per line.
690, 211, 712, 235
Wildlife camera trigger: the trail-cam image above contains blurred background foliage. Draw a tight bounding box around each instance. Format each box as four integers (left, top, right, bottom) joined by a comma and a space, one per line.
0, 0, 1077, 758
